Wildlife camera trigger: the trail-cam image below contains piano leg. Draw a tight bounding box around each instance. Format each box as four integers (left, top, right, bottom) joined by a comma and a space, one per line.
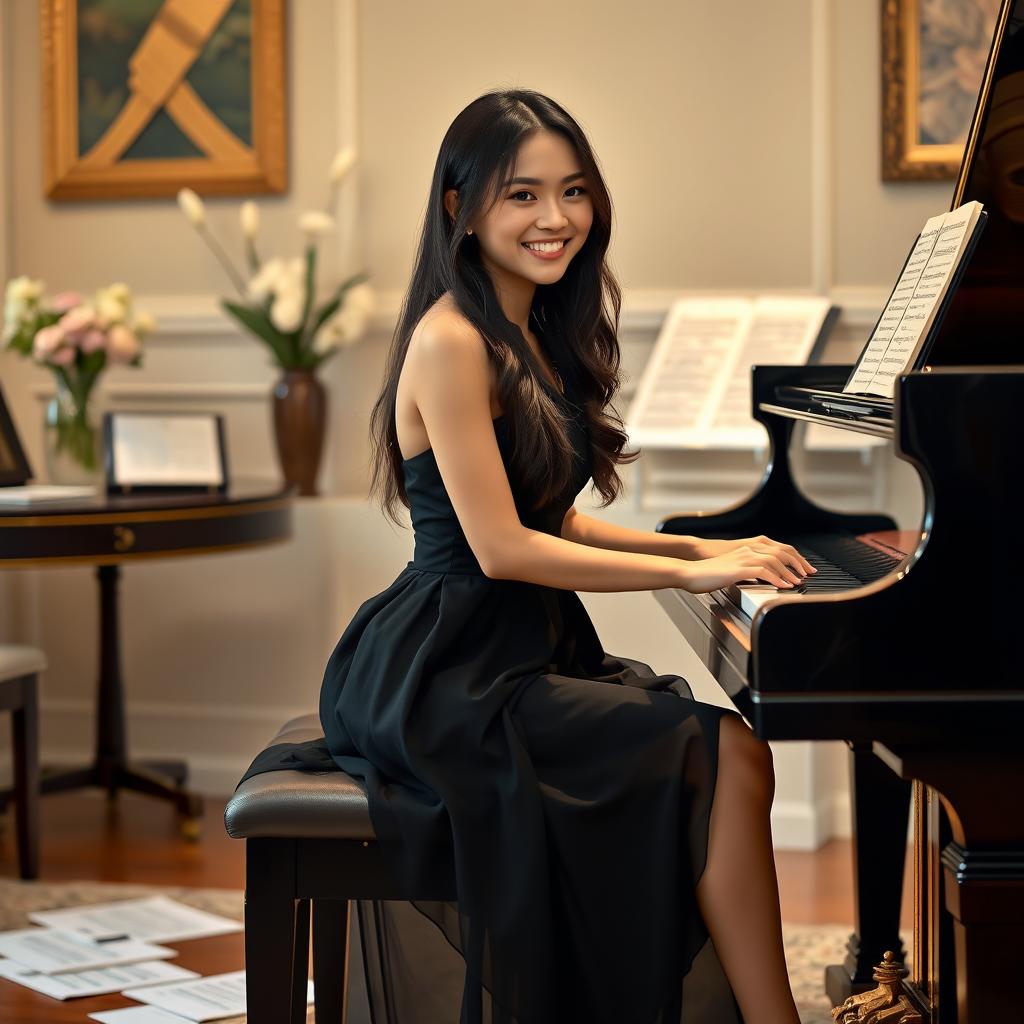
871, 744, 1024, 1024
824, 743, 911, 1005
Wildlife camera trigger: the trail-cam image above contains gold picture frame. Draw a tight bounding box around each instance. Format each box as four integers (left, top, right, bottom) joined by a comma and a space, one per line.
41, 0, 287, 201
881, 0, 1000, 181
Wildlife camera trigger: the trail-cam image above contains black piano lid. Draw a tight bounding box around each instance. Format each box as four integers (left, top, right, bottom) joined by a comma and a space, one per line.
927, 0, 1024, 368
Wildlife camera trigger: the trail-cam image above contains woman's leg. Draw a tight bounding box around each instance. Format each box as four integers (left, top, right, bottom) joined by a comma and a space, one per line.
695, 713, 800, 1024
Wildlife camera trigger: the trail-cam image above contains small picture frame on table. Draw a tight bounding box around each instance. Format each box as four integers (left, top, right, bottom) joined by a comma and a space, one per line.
0, 384, 32, 486
103, 411, 229, 495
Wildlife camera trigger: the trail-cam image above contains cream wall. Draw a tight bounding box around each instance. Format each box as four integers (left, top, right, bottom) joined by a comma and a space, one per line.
0, 0, 951, 848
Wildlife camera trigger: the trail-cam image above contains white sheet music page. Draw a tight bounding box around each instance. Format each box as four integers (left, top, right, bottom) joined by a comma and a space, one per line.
861, 200, 983, 397
706, 295, 833, 447
843, 213, 946, 395
625, 298, 752, 449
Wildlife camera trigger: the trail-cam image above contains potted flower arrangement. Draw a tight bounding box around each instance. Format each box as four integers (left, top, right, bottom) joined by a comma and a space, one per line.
176, 146, 374, 496
2, 278, 156, 483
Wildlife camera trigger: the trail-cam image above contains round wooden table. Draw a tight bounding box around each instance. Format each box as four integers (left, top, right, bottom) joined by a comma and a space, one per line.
0, 479, 294, 837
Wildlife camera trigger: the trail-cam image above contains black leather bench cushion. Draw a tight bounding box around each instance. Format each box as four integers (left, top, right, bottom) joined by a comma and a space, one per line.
224, 713, 374, 840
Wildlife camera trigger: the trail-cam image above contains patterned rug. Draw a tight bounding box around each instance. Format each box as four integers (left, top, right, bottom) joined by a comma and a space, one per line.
0, 879, 861, 1022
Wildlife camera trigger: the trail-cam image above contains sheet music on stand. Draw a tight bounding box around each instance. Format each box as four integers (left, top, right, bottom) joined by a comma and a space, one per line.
626, 295, 843, 450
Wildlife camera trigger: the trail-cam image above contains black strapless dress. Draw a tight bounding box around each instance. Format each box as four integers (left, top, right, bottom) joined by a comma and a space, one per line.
239, 345, 743, 1023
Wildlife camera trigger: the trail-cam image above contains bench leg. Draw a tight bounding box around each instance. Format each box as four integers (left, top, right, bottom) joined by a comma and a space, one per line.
11, 675, 40, 880
245, 839, 310, 1024
313, 898, 350, 1023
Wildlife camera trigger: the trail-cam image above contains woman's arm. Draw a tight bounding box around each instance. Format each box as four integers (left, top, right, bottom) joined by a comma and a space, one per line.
561, 507, 704, 559
561, 508, 816, 576
407, 320, 806, 594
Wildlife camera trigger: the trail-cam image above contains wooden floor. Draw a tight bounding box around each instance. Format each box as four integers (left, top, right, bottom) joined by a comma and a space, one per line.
0, 791, 913, 1021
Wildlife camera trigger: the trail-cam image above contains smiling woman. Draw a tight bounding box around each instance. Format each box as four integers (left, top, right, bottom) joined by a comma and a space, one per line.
240, 87, 807, 1024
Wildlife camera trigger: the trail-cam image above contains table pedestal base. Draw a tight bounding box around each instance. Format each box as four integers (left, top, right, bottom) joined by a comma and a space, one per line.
0, 564, 203, 840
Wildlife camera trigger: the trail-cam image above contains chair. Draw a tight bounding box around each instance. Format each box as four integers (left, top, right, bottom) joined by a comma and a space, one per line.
225, 713, 454, 1024
0, 644, 43, 879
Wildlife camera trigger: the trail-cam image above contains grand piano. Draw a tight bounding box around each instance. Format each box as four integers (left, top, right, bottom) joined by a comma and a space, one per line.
652, 4, 1024, 1021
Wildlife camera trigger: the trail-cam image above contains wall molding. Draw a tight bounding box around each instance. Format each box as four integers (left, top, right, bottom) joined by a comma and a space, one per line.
133, 286, 889, 344
42, 696, 314, 726
30, 382, 271, 403
25, 698, 319, 797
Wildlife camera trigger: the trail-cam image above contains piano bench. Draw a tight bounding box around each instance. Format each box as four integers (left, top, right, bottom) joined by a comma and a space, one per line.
224, 713, 455, 1024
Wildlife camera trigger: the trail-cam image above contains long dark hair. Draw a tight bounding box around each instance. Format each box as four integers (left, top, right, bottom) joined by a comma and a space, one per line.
369, 88, 637, 524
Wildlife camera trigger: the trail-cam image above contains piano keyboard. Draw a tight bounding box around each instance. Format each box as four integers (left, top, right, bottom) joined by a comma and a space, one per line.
722, 533, 906, 620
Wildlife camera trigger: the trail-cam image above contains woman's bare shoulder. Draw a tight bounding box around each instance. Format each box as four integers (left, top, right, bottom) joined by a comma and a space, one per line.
415, 293, 478, 339
409, 295, 487, 370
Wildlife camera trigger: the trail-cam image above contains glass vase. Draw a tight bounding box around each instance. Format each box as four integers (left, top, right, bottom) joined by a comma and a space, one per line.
43, 377, 103, 485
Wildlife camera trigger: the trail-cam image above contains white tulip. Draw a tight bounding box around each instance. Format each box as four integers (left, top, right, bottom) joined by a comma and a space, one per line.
133, 311, 158, 335
336, 301, 370, 347
299, 211, 335, 237
176, 187, 206, 227
240, 201, 260, 240
312, 320, 336, 355
270, 288, 305, 333
329, 147, 357, 185
284, 256, 306, 283
344, 282, 375, 317
247, 257, 287, 300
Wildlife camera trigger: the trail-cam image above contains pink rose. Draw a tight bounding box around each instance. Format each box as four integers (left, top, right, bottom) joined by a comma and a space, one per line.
107, 324, 140, 364
80, 328, 107, 354
51, 291, 83, 313
48, 345, 76, 366
58, 305, 96, 339
32, 323, 65, 358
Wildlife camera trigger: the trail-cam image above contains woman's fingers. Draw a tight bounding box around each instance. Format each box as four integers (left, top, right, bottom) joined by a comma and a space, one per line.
752, 541, 815, 577
737, 558, 797, 589
768, 555, 803, 586
781, 544, 815, 576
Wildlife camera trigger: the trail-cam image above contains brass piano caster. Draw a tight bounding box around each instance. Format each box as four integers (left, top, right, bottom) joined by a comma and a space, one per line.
180, 816, 202, 842
831, 952, 922, 1023
178, 794, 203, 842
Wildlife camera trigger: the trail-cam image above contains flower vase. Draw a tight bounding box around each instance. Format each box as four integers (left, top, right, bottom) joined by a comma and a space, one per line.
272, 369, 327, 496
43, 378, 103, 485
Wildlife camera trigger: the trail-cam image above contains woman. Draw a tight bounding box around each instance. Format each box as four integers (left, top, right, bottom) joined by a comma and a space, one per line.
272, 88, 813, 1023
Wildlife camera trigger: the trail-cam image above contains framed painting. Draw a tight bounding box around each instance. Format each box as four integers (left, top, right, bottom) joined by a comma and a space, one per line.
41, 0, 287, 200
882, 0, 1000, 181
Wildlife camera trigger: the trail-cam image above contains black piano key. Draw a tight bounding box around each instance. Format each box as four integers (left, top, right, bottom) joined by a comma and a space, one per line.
769, 532, 904, 595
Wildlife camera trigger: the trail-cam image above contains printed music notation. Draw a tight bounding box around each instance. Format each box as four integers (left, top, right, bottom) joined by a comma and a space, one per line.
844, 201, 985, 398
626, 295, 836, 449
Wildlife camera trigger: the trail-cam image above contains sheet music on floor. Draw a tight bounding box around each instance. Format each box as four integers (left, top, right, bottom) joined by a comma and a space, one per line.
0, 956, 198, 1000
626, 295, 836, 449
107, 970, 314, 1022
0, 928, 174, 974
28, 896, 243, 944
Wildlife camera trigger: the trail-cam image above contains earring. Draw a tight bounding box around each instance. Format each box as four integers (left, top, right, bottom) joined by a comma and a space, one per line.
466, 229, 473, 235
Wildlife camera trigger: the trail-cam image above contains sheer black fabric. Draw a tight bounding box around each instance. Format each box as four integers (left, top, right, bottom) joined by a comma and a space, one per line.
238, 321, 743, 1023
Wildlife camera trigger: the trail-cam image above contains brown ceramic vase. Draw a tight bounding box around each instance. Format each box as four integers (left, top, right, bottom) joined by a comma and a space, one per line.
272, 369, 327, 496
